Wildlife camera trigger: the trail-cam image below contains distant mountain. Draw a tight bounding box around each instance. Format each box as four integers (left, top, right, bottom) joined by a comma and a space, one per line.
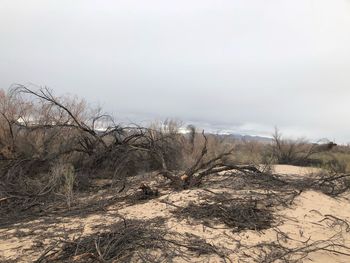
216, 133, 273, 143
179, 127, 273, 143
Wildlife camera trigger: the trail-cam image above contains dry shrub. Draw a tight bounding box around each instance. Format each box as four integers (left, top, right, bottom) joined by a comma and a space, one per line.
201, 133, 233, 162
144, 122, 237, 175
142, 122, 262, 188
268, 128, 336, 166
0, 86, 91, 200
229, 139, 270, 166
0, 159, 52, 197
146, 119, 187, 171
0, 159, 77, 201
51, 162, 76, 208
0, 87, 181, 202
0, 85, 248, 197
0, 86, 88, 161
322, 158, 347, 173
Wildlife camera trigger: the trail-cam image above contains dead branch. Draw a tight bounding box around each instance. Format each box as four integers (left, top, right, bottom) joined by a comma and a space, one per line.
35, 218, 229, 263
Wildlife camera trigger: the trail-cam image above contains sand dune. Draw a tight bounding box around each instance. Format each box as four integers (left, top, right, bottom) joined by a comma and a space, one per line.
0, 165, 349, 262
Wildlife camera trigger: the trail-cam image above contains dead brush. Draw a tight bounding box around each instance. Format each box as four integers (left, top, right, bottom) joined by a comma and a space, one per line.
173, 196, 274, 232
247, 228, 350, 263
0, 159, 53, 198
35, 217, 228, 263
309, 171, 350, 197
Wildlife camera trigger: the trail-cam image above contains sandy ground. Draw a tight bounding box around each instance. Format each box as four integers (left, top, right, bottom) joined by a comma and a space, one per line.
0, 165, 349, 262
272, 165, 321, 176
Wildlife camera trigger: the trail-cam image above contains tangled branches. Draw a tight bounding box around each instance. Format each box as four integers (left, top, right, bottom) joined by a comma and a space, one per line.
174, 200, 274, 232
35, 218, 229, 263
157, 130, 260, 189
310, 172, 350, 196
249, 228, 350, 263
172, 189, 275, 232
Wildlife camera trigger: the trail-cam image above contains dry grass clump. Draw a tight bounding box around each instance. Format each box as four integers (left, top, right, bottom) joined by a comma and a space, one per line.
52, 162, 76, 208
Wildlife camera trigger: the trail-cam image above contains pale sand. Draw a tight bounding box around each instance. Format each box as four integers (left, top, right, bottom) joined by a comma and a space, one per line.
272, 165, 321, 176
0, 165, 349, 262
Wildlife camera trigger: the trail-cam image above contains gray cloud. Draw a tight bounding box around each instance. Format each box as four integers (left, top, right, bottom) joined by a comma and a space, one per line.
1, 0, 350, 142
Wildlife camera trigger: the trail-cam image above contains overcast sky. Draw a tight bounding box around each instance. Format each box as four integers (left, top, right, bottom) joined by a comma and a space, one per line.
1, 1, 350, 142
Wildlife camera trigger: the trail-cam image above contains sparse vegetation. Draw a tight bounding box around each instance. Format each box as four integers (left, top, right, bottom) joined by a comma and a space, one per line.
1, 86, 350, 262
268, 128, 337, 166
